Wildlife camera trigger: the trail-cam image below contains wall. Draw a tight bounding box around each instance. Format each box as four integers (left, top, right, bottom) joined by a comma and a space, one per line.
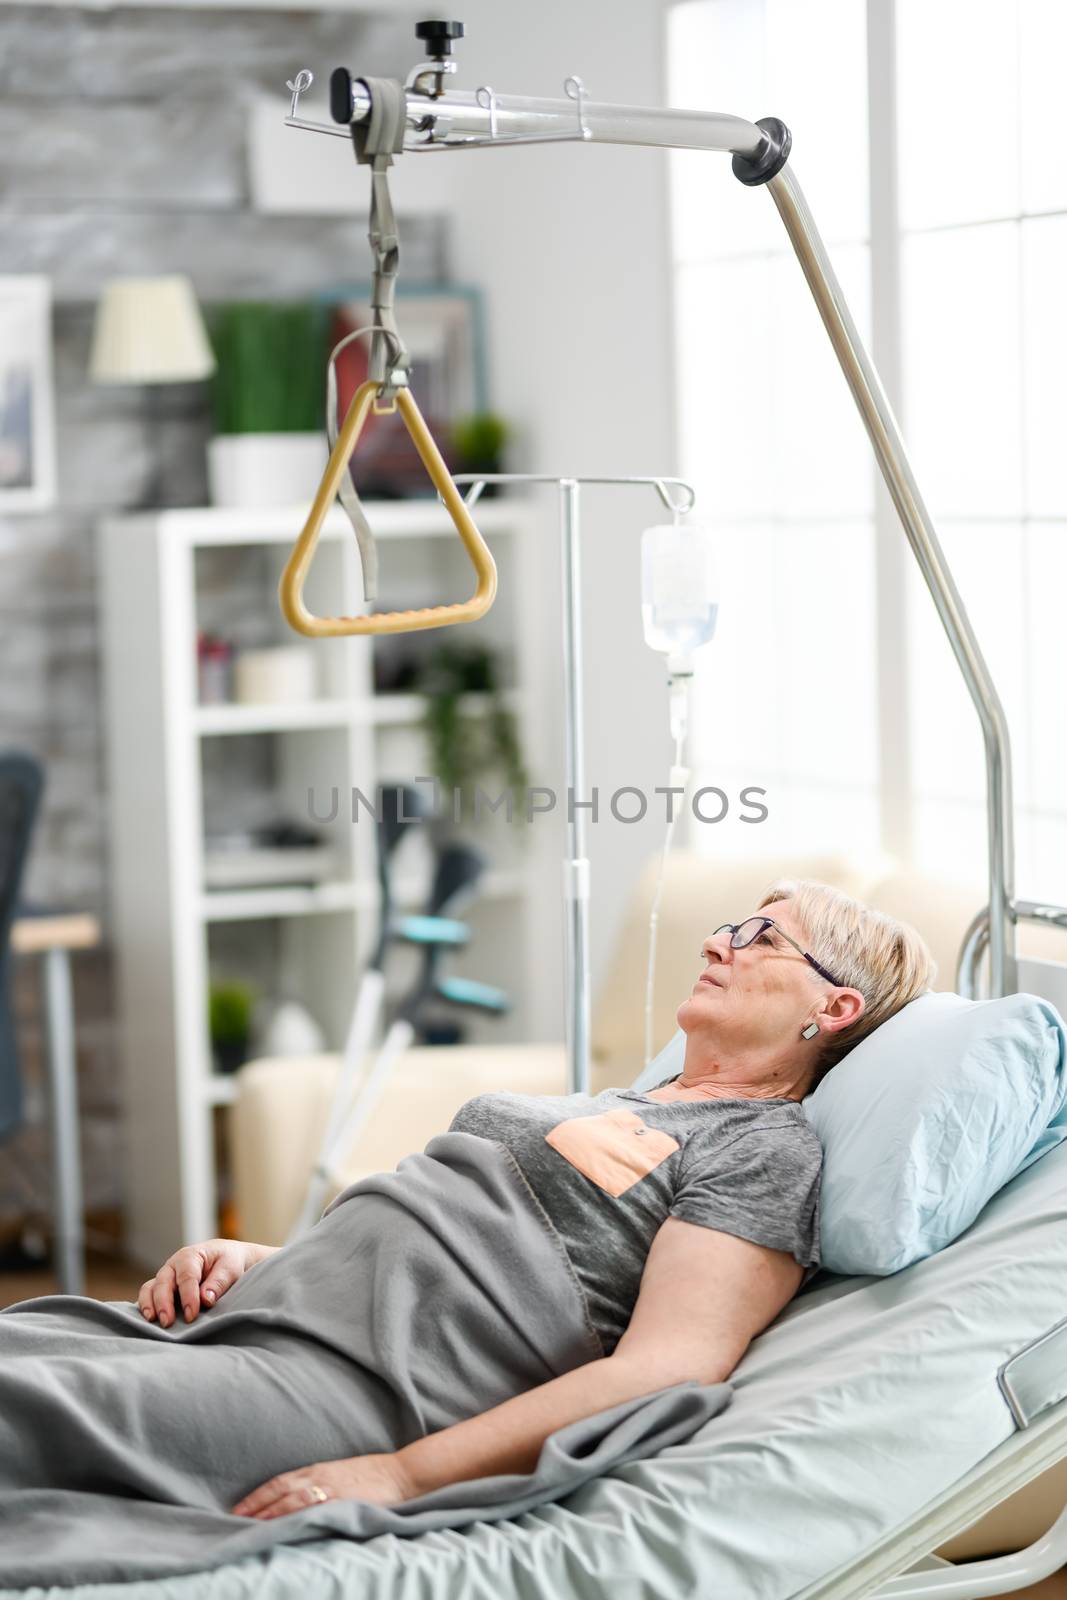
434, 0, 679, 1036
0, 3, 442, 1230
249, 0, 680, 1033
0, 0, 678, 1240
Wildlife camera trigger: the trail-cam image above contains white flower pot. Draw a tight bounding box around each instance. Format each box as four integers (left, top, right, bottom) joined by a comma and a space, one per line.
207, 432, 328, 510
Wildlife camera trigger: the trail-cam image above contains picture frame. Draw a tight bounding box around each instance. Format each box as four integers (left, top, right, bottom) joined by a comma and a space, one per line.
0, 276, 57, 511
323, 285, 488, 500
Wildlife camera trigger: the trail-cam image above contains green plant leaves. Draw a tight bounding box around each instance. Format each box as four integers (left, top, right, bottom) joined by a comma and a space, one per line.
418, 643, 528, 824
208, 302, 329, 435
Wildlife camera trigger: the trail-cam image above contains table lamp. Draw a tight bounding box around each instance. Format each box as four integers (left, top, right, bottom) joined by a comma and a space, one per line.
88, 275, 216, 507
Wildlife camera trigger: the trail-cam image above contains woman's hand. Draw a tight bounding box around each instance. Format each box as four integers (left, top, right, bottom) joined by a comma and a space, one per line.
138, 1238, 274, 1327
231, 1453, 415, 1520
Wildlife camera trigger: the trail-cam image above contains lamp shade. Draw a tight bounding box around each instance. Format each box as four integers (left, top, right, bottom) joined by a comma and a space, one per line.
89, 275, 216, 384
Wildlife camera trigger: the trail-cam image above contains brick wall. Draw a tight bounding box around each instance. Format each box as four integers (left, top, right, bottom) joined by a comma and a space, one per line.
0, 4, 446, 1231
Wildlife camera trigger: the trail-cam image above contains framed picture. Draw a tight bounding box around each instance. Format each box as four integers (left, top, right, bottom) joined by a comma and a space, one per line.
324, 286, 487, 499
0, 277, 56, 511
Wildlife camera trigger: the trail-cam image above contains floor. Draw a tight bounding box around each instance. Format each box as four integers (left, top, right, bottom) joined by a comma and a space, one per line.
1, 1256, 1065, 1599
0, 1249, 144, 1308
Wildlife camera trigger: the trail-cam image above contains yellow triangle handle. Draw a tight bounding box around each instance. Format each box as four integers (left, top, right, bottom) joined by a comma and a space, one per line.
279, 380, 498, 637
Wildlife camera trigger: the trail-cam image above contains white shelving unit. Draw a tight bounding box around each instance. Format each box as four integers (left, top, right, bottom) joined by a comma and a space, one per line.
98, 500, 544, 1267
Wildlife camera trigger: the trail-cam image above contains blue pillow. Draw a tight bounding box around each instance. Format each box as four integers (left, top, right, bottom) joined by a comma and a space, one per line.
631, 990, 1067, 1276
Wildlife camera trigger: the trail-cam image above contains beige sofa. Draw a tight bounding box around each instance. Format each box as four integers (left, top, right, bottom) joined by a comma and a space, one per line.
230, 845, 1067, 1559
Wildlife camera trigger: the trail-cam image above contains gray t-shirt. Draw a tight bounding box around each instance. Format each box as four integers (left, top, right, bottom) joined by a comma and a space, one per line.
448, 1080, 823, 1354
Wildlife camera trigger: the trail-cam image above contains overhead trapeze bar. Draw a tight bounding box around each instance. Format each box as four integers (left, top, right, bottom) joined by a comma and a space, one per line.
280, 17, 1017, 1000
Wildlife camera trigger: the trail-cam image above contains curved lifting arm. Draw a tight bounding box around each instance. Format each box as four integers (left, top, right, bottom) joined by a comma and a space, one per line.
281, 47, 1017, 993
278, 379, 498, 637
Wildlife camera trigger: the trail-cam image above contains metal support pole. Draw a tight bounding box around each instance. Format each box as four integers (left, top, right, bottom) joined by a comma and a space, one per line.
766, 166, 1017, 998
42, 947, 84, 1296
454, 474, 695, 1095
559, 480, 591, 1095
294, 80, 767, 159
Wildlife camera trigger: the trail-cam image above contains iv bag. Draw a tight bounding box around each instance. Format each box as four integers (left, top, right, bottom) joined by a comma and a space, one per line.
641, 524, 718, 657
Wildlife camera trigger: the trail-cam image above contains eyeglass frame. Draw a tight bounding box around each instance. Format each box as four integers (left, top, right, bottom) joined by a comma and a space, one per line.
709, 918, 844, 989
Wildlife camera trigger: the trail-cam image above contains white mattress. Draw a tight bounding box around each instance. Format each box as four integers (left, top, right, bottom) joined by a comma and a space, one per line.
7, 1141, 1067, 1600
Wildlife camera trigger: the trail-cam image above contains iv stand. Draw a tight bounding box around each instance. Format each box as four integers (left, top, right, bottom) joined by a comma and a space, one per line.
284, 32, 1020, 998
452, 474, 696, 1096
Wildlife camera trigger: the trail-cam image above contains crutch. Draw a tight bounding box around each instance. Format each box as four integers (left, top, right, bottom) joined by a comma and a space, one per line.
287, 783, 431, 1239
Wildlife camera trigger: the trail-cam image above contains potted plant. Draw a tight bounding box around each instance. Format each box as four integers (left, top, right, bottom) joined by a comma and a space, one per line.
450, 412, 510, 495
206, 301, 329, 508
208, 980, 255, 1075
418, 642, 528, 828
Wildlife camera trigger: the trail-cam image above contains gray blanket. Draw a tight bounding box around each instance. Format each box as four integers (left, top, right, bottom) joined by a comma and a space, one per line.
0, 1132, 730, 1589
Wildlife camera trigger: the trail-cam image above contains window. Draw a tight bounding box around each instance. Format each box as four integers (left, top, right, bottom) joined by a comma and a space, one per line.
668, 0, 1067, 904
897, 0, 1067, 898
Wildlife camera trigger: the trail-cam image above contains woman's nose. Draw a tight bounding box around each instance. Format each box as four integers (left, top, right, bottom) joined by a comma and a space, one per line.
704, 931, 733, 963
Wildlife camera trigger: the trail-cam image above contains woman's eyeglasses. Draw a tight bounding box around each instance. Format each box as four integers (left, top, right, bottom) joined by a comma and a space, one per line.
708, 918, 843, 988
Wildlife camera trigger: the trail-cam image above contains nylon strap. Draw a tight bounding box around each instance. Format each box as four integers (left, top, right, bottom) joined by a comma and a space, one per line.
351, 76, 409, 387
326, 77, 411, 603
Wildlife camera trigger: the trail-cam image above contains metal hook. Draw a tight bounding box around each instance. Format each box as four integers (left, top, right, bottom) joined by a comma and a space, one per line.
651, 478, 697, 519
564, 76, 591, 141
475, 85, 499, 140
409, 71, 594, 151
286, 69, 314, 120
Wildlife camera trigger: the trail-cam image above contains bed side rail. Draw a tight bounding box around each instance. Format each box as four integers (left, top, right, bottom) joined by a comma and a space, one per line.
957, 901, 1067, 1001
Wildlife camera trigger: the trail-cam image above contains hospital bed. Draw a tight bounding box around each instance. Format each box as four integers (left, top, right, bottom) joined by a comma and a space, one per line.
12, 1082, 1065, 1600
210, 848, 1067, 1600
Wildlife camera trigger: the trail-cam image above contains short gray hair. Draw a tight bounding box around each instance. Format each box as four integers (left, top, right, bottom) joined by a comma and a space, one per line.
757, 878, 937, 1089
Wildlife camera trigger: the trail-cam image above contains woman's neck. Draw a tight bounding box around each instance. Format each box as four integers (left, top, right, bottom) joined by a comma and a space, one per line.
667, 1041, 810, 1102
647, 1077, 798, 1103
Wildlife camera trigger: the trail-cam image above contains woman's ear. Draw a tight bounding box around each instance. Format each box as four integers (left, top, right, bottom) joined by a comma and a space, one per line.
819, 988, 866, 1035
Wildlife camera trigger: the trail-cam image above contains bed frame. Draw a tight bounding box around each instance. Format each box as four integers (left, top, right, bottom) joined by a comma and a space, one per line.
825, 1382, 1067, 1598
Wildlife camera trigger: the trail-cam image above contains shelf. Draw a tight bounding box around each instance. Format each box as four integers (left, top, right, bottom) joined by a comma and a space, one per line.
194, 691, 523, 737
147, 501, 523, 549
199, 869, 528, 924
99, 492, 537, 1261
200, 881, 367, 922
369, 689, 524, 725
194, 700, 359, 736
203, 1077, 240, 1107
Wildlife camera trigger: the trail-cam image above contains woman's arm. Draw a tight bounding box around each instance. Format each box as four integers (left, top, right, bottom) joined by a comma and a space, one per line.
396, 1218, 801, 1494
232, 1219, 802, 1517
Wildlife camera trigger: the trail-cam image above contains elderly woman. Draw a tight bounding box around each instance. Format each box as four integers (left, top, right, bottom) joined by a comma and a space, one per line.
0, 878, 934, 1549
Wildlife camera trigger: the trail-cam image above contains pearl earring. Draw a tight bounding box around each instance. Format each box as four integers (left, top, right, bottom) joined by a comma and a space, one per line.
801, 1022, 819, 1039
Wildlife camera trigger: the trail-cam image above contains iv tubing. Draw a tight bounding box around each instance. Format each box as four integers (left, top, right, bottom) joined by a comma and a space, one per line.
644, 693, 690, 1068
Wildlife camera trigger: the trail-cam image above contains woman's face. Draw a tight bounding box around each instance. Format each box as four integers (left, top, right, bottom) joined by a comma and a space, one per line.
677, 900, 830, 1065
